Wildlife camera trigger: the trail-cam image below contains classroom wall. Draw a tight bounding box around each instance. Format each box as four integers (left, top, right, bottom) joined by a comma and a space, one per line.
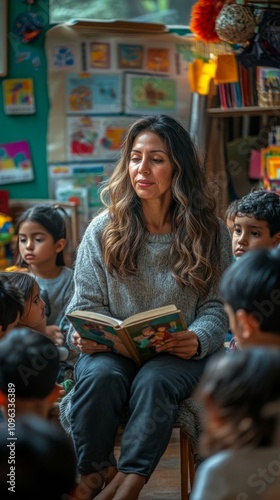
0, 0, 51, 199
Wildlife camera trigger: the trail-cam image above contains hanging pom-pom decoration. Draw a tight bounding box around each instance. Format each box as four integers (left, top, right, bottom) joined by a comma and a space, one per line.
215, 4, 256, 44
189, 0, 227, 43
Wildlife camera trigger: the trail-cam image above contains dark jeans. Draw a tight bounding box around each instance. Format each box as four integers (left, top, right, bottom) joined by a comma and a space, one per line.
71, 352, 208, 478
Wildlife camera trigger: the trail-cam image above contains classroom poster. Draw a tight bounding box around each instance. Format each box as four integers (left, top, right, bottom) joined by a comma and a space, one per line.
0, 141, 34, 184
124, 73, 177, 115
67, 116, 135, 161
66, 73, 122, 114
2, 78, 35, 114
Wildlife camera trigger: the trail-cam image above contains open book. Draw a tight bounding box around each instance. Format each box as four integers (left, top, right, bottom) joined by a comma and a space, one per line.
66, 304, 186, 366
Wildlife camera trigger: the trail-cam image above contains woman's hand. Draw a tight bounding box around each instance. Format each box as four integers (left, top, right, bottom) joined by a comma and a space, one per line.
155, 330, 200, 359
73, 331, 111, 355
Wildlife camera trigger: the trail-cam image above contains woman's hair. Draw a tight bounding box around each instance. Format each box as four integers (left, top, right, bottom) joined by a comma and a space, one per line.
0, 274, 25, 332
194, 347, 280, 456
0, 272, 38, 326
100, 114, 221, 296
15, 204, 68, 266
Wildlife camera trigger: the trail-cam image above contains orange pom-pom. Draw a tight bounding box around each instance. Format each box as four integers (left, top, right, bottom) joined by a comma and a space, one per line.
190, 0, 226, 43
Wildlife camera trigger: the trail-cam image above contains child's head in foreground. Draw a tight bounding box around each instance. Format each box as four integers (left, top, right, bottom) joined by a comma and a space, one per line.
0, 327, 60, 412
194, 347, 280, 457
0, 274, 25, 337
220, 248, 280, 348
0, 414, 76, 499
0, 272, 46, 333
232, 189, 280, 259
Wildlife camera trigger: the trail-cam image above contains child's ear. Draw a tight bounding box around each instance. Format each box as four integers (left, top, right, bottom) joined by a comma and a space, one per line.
235, 309, 259, 339
203, 393, 224, 427
54, 238, 66, 254
272, 231, 280, 247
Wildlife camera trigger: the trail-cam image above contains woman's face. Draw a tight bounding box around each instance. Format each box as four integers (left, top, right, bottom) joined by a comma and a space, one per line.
129, 131, 174, 201
19, 282, 46, 333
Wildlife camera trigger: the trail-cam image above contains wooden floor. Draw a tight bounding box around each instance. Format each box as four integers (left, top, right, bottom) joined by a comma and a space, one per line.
115, 428, 182, 500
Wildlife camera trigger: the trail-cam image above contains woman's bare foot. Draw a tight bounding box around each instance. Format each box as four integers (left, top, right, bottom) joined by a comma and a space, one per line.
95, 472, 146, 500
72, 472, 105, 499
72, 467, 118, 499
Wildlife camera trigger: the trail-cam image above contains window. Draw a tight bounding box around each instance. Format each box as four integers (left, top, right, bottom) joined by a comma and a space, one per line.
49, 0, 196, 27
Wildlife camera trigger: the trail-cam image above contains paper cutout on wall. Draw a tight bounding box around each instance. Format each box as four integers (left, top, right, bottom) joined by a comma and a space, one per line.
0, 141, 34, 184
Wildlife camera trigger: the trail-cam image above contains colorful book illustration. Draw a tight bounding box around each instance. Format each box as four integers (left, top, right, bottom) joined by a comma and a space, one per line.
89, 42, 110, 69
0, 141, 34, 184
66, 73, 122, 114
67, 304, 186, 366
2, 78, 35, 114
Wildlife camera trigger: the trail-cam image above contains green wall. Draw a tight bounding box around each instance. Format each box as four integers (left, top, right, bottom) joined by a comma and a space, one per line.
0, 0, 51, 199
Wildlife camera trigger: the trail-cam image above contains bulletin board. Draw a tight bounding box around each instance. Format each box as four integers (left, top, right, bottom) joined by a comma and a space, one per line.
45, 23, 192, 234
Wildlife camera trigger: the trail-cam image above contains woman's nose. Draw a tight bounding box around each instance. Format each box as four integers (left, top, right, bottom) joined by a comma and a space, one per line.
138, 158, 150, 174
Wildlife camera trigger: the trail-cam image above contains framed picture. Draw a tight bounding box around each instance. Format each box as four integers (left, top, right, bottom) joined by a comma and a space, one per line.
118, 44, 143, 69
124, 72, 177, 115
89, 42, 110, 69
0, 0, 7, 77
66, 73, 122, 114
146, 48, 170, 73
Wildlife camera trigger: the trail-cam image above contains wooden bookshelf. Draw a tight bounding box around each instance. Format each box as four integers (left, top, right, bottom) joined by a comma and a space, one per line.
207, 106, 280, 118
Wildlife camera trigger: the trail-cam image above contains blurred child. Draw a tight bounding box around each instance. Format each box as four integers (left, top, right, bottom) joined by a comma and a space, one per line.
0, 271, 48, 335
190, 347, 280, 500
0, 414, 77, 499
219, 248, 280, 350
0, 274, 24, 338
9, 204, 74, 343
224, 198, 239, 236
0, 327, 61, 418
232, 189, 280, 260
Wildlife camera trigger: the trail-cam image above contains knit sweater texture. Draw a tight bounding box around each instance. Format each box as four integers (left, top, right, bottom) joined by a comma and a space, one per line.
66, 211, 232, 359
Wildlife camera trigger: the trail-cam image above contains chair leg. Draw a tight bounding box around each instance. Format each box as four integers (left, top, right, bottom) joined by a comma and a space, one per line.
180, 429, 196, 500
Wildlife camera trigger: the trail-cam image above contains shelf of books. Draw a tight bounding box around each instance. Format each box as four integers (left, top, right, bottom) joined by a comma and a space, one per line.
207, 64, 280, 117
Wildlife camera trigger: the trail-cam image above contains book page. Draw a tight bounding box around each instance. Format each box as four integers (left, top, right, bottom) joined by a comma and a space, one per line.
67, 314, 130, 357
118, 309, 186, 364
67, 310, 121, 327
121, 304, 178, 328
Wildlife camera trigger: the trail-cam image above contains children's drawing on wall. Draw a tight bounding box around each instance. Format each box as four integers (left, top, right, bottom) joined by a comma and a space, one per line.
66, 73, 122, 114
146, 48, 170, 73
124, 73, 177, 115
118, 44, 143, 69
0, 141, 34, 184
89, 42, 110, 69
2, 78, 35, 114
52, 45, 76, 70
67, 116, 135, 161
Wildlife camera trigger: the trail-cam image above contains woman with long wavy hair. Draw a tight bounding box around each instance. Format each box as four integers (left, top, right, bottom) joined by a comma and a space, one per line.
64, 114, 232, 499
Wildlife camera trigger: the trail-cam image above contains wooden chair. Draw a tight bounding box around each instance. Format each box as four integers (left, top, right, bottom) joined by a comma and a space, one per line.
55, 391, 203, 500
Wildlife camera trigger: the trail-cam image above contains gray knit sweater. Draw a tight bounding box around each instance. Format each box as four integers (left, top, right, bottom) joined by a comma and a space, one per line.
66, 211, 232, 359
